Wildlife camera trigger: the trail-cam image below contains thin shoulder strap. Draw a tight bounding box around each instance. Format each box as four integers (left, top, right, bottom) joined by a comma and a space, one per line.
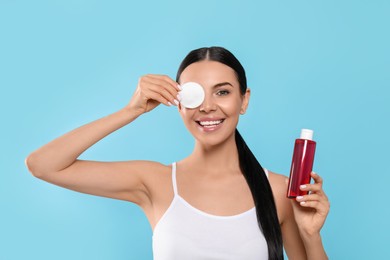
171, 162, 178, 195
263, 168, 269, 179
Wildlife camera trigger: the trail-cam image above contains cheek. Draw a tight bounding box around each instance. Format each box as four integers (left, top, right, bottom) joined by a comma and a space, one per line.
218, 98, 243, 115
179, 108, 195, 123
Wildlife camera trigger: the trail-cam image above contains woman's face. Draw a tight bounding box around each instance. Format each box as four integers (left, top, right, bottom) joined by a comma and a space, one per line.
178, 60, 250, 147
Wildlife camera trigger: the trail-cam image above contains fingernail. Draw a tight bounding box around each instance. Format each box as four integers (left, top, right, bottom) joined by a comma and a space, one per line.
178, 84, 182, 90
173, 99, 179, 106
300, 201, 306, 205
312, 172, 317, 175
177, 94, 182, 101
168, 102, 173, 106
300, 185, 307, 189
296, 196, 304, 200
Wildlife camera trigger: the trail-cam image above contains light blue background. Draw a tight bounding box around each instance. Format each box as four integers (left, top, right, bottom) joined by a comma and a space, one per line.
1, 1, 389, 259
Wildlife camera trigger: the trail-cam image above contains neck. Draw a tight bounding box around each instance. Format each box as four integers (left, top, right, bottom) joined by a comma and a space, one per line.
188, 133, 240, 176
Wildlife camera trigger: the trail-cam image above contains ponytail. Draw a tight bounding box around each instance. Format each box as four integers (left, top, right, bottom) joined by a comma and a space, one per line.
235, 129, 284, 260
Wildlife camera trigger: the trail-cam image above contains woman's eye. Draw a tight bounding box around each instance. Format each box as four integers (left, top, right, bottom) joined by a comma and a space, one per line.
217, 90, 230, 96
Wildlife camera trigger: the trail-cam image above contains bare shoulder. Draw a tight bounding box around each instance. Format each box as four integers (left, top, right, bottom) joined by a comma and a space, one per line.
124, 160, 172, 190
128, 160, 169, 173
135, 160, 172, 184
268, 170, 289, 192
267, 170, 291, 224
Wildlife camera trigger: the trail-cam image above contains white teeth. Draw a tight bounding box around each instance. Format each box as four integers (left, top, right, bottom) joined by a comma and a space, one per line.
199, 120, 223, 126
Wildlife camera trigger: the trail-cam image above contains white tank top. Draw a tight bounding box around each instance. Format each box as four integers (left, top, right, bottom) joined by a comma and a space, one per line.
152, 162, 269, 260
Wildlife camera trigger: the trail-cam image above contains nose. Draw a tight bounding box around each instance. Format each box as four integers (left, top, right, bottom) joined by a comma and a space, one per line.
199, 93, 217, 113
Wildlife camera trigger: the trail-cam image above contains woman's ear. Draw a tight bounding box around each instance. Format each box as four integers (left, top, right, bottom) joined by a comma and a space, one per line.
240, 88, 251, 114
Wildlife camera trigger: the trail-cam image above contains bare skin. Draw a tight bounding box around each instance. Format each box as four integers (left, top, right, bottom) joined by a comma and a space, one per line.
26, 60, 329, 259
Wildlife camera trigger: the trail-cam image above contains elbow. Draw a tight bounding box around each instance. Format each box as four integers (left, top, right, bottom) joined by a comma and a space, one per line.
25, 153, 45, 179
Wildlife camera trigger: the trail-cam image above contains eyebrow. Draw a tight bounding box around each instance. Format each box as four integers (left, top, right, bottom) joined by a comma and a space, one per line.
213, 82, 234, 88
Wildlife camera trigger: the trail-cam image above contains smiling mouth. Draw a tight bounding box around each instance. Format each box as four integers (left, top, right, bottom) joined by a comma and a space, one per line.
196, 119, 225, 127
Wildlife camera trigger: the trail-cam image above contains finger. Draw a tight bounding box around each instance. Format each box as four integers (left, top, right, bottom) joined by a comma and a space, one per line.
311, 172, 323, 184
296, 193, 321, 202
145, 74, 178, 92
143, 88, 172, 107
147, 74, 181, 91
296, 192, 330, 212
147, 83, 179, 106
137, 75, 177, 107
298, 200, 320, 208
144, 76, 180, 104
300, 182, 323, 193
299, 199, 330, 215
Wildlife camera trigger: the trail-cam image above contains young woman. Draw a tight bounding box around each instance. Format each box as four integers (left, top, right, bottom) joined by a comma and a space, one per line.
26, 47, 330, 260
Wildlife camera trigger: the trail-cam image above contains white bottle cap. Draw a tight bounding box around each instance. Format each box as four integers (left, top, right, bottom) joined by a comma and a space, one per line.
178, 82, 205, 109
300, 129, 314, 140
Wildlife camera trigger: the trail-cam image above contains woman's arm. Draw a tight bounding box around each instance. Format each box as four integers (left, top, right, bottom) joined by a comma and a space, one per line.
281, 192, 328, 260
290, 172, 330, 259
25, 74, 180, 206
270, 172, 329, 259
26, 108, 139, 177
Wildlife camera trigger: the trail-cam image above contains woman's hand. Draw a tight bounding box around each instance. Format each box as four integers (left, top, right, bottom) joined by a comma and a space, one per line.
291, 172, 330, 237
126, 74, 181, 115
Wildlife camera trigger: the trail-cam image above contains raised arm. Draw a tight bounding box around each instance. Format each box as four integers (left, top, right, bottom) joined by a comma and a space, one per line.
25, 74, 181, 206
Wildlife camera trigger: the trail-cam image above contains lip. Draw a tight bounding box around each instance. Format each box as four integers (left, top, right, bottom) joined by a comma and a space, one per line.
195, 118, 225, 133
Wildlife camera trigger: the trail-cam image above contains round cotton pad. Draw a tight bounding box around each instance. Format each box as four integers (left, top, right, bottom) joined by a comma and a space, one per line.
179, 82, 205, 109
